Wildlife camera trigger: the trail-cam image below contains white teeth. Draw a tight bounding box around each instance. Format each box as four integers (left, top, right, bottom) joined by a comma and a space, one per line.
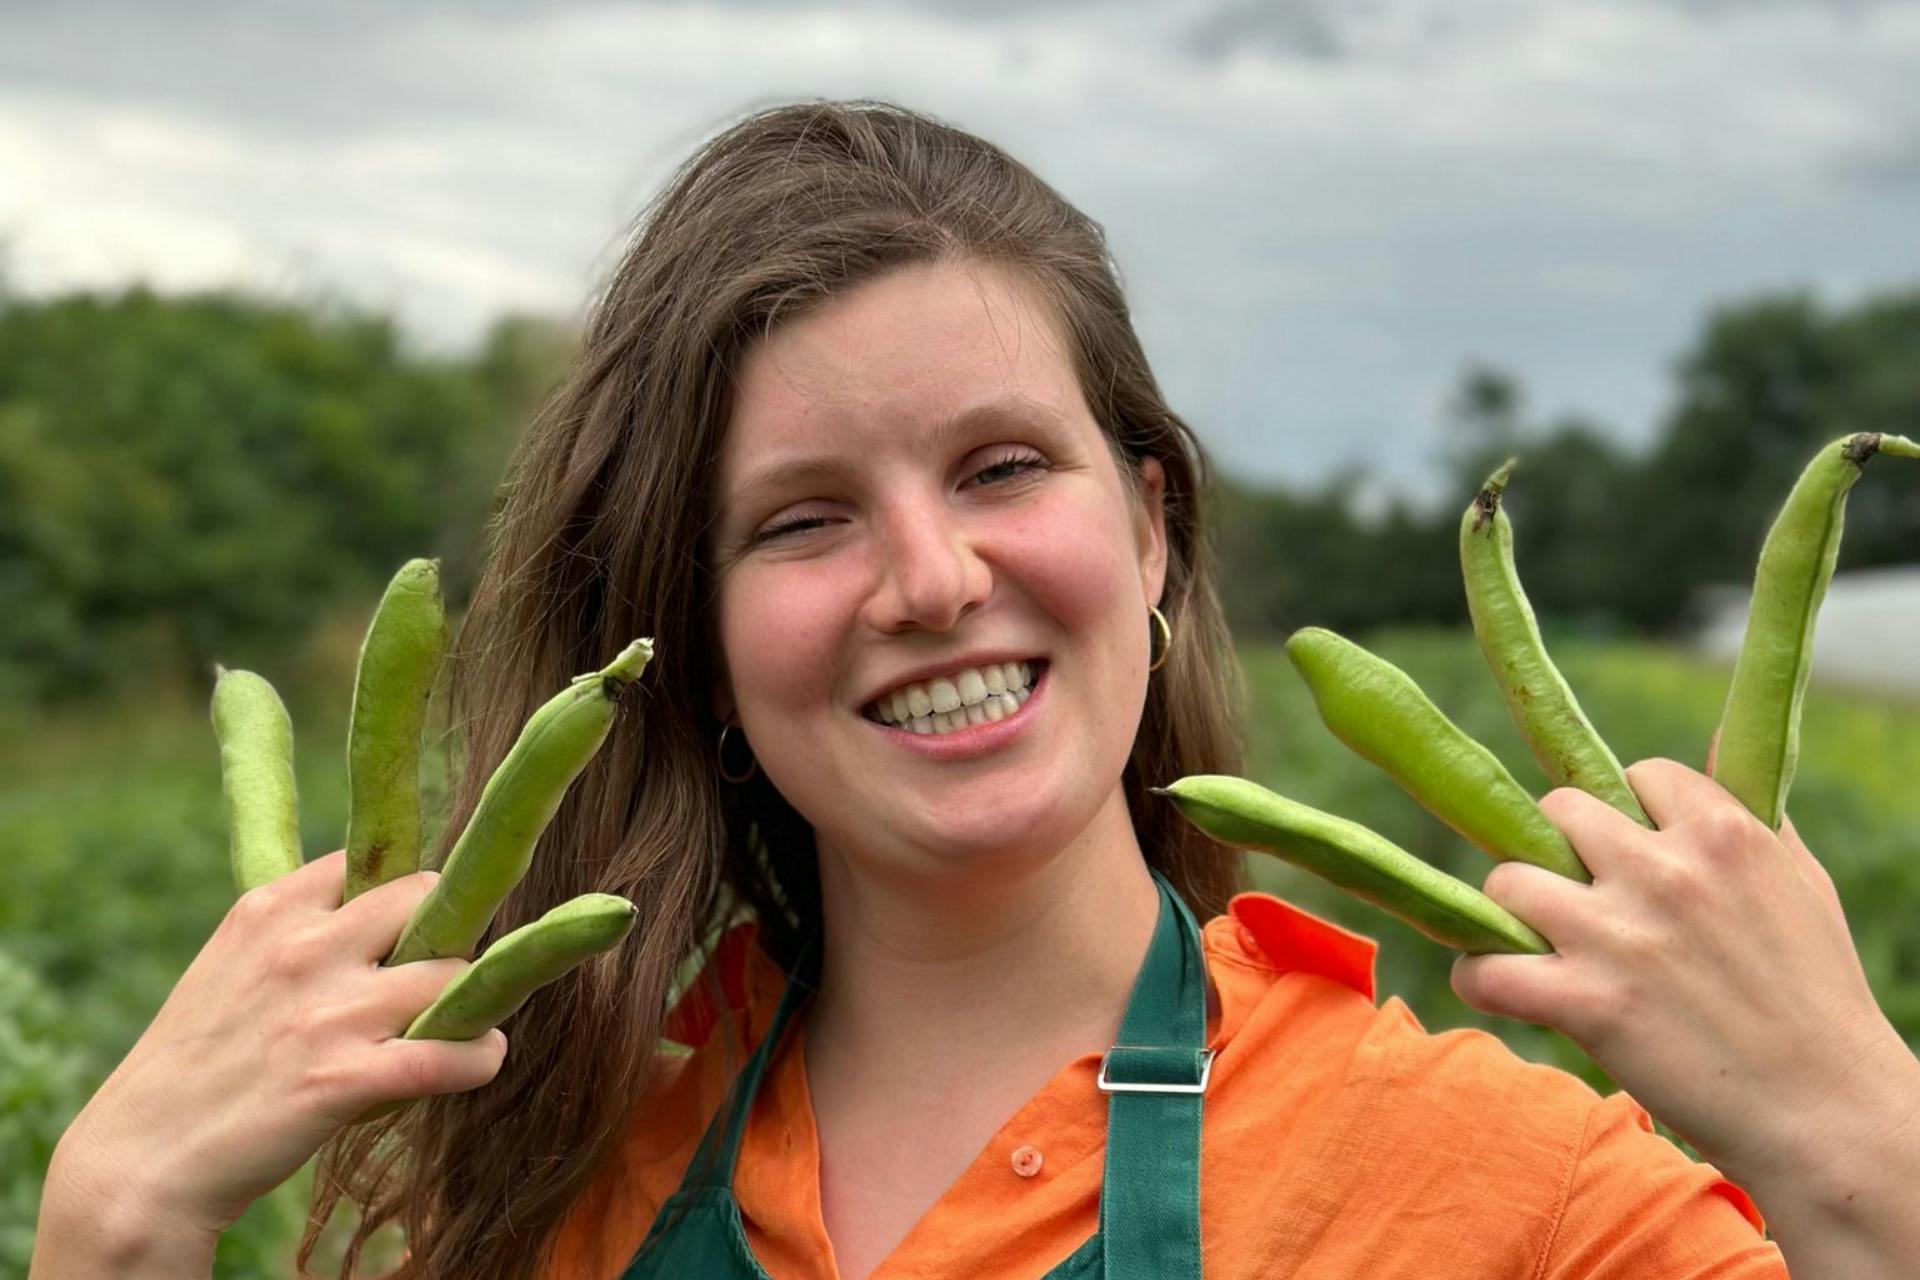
891, 692, 1023, 734
929, 677, 961, 715
869, 660, 1040, 724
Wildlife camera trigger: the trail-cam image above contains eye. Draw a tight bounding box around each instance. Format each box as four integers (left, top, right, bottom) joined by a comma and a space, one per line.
968, 448, 1050, 488
752, 512, 832, 542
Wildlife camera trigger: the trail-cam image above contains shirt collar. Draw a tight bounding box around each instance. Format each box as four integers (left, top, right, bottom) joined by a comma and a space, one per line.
662, 886, 1382, 1049
1224, 891, 1378, 1002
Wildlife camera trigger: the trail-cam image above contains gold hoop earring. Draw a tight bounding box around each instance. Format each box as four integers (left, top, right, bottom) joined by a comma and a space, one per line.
717, 721, 758, 784
1148, 604, 1173, 674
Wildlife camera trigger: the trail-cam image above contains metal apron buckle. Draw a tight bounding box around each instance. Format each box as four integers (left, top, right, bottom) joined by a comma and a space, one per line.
1096, 1046, 1216, 1095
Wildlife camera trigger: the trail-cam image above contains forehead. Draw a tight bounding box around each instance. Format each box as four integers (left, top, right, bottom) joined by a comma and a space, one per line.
719, 260, 1084, 488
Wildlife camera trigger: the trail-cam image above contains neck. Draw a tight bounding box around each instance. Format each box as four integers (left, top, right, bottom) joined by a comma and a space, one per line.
803, 788, 1163, 1087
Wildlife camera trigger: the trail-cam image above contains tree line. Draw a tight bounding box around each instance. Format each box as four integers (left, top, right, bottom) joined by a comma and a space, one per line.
1, 281, 1916, 707
1213, 289, 1920, 642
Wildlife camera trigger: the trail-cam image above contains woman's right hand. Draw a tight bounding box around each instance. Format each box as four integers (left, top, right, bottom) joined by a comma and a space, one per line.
45, 849, 509, 1247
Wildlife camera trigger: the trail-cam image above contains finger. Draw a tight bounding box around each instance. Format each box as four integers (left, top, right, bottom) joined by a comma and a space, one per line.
1537, 785, 1649, 882
369, 956, 473, 1039
1479, 858, 1594, 951
259, 848, 348, 909
1778, 810, 1846, 921
333, 868, 443, 965
356, 1028, 509, 1113
1622, 756, 1755, 834
1451, 950, 1590, 1035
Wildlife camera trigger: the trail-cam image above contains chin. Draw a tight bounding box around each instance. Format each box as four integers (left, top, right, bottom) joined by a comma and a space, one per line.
919, 804, 1091, 875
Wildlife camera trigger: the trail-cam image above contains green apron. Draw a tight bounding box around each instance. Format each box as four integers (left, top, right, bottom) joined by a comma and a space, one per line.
620, 868, 1214, 1279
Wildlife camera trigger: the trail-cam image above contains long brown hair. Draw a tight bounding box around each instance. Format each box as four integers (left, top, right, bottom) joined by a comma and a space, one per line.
299, 97, 1251, 1280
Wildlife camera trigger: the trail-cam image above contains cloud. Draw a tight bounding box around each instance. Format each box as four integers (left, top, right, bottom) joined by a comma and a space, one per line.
1175, 0, 1355, 63
3, 0, 1918, 503
1657, 0, 1899, 19
1835, 130, 1920, 189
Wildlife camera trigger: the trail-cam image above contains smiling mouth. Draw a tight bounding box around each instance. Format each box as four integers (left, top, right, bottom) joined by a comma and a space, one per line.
862, 658, 1048, 732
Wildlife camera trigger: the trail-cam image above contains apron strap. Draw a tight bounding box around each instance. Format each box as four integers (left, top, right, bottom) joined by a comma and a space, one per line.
669, 868, 1213, 1280
677, 927, 821, 1193
1094, 871, 1211, 1280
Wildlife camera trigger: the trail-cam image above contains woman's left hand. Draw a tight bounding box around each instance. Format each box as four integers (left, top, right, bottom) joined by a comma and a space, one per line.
1450, 749, 1914, 1195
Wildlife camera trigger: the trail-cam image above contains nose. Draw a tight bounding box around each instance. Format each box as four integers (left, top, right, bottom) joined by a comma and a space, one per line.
861, 495, 993, 635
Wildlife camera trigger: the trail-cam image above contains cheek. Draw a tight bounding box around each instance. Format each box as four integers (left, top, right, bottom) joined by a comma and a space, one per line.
714, 569, 857, 714
1009, 489, 1145, 626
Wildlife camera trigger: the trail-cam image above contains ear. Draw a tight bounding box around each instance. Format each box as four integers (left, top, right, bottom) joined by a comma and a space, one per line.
1133, 455, 1169, 608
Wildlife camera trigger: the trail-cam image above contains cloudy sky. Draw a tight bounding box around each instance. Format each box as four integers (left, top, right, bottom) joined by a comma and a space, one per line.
4, 0, 1918, 508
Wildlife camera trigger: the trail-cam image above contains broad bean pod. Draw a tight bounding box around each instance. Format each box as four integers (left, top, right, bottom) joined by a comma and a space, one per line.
344, 558, 448, 904
1286, 627, 1590, 882
1461, 460, 1651, 826
1712, 431, 1920, 830
1154, 775, 1549, 955
352, 891, 638, 1125
386, 637, 655, 966
211, 665, 304, 894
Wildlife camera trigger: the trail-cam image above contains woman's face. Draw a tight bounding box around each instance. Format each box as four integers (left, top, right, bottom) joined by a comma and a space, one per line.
709, 258, 1167, 886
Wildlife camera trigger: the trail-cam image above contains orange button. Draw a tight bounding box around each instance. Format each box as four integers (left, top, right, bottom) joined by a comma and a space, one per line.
1011, 1144, 1044, 1178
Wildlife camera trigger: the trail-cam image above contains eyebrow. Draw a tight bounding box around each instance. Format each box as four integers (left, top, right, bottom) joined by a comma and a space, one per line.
722, 395, 1067, 519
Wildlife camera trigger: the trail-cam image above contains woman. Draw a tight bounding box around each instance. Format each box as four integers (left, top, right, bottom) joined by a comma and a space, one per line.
33, 100, 1919, 1279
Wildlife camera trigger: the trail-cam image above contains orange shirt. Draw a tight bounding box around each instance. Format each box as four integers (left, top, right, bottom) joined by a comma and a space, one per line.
544, 892, 1786, 1278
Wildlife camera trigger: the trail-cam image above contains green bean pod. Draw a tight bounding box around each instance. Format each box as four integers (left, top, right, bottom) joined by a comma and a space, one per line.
354, 892, 638, 1125
1461, 460, 1651, 826
344, 558, 448, 904
1285, 627, 1590, 882
386, 638, 654, 966
1153, 775, 1549, 955
408, 892, 636, 1039
1712, 432, 1920, 831
211, 664, 304, 894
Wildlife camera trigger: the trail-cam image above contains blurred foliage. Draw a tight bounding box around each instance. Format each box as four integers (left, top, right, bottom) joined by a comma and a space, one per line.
0, 948, 92, 1275
0, 286, 572, 706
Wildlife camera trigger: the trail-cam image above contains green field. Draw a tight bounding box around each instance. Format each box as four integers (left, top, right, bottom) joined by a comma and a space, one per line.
6, 624, 1917, 1275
